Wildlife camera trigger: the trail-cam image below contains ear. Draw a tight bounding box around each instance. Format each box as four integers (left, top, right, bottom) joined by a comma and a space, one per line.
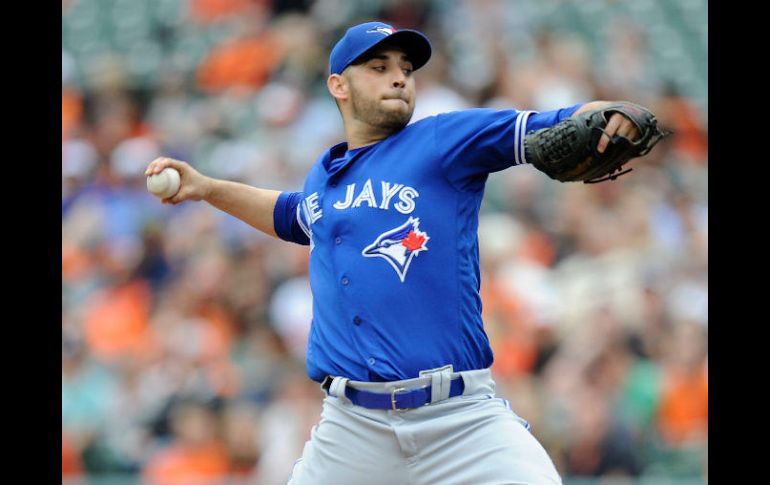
327, 74, 349, 103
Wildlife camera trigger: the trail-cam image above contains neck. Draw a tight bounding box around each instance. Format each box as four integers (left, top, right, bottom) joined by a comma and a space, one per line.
344, 117, 399, 150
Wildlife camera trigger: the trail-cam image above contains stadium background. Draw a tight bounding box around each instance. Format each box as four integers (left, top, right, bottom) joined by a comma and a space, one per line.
62, 0, 708, 483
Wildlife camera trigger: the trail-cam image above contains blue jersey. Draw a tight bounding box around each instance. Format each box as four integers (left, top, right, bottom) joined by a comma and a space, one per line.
273, 106, 582, 383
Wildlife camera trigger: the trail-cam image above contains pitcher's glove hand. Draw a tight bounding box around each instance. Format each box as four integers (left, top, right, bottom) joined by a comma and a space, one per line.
523, 102, 671, 183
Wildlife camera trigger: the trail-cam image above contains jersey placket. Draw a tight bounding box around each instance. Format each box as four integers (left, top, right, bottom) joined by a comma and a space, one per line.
324, 152, 381, 375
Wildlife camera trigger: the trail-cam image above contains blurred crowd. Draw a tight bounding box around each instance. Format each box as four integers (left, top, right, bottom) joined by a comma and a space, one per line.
62, 0, 708, 483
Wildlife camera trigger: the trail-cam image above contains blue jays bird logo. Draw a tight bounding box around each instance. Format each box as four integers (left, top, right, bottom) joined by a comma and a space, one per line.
366, 26, 396, 36
362, 217, 429, 282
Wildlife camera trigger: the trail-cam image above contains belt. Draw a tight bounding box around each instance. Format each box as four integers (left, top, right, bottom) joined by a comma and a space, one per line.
322, 375, 465, 411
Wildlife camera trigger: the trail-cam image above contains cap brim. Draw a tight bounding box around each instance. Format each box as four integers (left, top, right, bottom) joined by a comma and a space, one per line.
357, 30, 432, 71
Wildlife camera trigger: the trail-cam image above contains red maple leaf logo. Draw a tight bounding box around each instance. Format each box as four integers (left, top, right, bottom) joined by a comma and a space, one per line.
402, 231, 426, 251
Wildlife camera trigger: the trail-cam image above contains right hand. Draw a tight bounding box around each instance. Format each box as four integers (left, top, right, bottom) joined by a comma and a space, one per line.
145, 157, 213, 205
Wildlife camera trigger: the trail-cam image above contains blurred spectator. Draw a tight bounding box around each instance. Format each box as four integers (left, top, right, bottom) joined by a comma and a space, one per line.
599, 19, 661, 104
253, 367, 324, 485
657, 321, 708, 446
268, 273, 313, 362
410, 49, 470, 123
562, 387, 642, 478
81, 242, 155, 364
377, 0, 431, 30
135, 224, 174, 292
270, 13, 327, 89
62, 86, 83, 141
62, 334, 121, 473
142, 400, 231, 485
86, 65, 150, 158
62, 431, 85, 479
111, 136, 162, 181
658, 85, 708, 165
220, 400, 262, 477
62, 137, 99, 204
190, 0, 259, 25
617, 353, 664, 451
145, 68, 203, 162
529, 32, 594, 111
196, 5, 283, 94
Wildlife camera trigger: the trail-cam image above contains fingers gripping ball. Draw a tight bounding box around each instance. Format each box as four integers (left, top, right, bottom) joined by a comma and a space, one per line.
147, 167, 181, 198
523, 102, 672, 184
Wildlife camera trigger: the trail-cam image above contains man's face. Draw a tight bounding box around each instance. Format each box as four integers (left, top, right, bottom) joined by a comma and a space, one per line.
343, 47, 416, 131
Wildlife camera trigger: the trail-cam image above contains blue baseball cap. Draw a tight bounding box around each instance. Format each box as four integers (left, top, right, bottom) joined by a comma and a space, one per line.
329, 21, 432, 75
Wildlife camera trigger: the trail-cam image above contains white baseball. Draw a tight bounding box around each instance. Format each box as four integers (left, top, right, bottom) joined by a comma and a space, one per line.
146, 167, 181, 199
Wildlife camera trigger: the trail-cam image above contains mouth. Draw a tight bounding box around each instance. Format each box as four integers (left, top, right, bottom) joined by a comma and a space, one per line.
382, 97, 409, 105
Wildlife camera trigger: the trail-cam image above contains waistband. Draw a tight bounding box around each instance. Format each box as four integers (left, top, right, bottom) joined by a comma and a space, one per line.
321, 367, 494, 411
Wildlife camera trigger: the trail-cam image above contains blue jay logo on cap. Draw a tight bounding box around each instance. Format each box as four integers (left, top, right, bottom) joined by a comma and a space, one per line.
362, 217, 429, 282
366, 26, 396, 36
330, 22, 431, 75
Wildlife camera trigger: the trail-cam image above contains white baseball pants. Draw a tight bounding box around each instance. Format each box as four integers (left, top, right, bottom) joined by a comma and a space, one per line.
286, 368, 562, 485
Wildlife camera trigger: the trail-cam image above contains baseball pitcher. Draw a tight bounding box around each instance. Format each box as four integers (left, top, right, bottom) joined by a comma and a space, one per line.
145, 21, 668, 484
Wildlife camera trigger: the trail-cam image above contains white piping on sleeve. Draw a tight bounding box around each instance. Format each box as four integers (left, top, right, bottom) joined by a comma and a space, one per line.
514, 110, 536, 165
296, 203, 311, 239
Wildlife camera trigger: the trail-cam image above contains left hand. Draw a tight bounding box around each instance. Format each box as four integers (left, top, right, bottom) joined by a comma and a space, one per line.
597, 113, 641, 153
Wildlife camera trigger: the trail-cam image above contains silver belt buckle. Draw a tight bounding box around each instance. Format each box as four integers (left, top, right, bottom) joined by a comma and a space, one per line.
390, 387, 407, 411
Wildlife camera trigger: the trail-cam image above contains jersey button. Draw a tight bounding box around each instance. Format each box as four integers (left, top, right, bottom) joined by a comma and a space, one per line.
367, 358, 376, 366
335, 237, 342, 245
341, 277, 349, 286
353, 316, 362, 326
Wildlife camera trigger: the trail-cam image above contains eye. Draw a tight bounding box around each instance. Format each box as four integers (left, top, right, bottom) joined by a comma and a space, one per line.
372, 65, 386, 72
403, 67, 413, 76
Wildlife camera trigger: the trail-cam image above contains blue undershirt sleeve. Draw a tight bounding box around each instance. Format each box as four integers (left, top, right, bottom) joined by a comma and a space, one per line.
524, 103, 584, 133
273, 191, 311, 246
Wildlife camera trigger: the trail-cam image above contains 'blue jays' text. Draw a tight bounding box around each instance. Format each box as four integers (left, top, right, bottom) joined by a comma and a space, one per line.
304, 178, 420, 224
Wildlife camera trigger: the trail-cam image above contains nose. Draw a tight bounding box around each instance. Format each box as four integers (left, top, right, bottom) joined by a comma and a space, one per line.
391, 71, 406, 89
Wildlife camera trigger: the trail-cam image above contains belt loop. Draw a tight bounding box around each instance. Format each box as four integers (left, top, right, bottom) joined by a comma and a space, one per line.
329, 376, 351, 404
429, 367, 453, 403
457, 368, 494, 396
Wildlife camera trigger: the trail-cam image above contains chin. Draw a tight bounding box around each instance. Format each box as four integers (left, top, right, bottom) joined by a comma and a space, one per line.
373, 112, 409, 131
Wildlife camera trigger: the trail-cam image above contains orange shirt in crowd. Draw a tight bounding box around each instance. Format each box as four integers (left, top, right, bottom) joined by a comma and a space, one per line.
196, 33, 283, 94
83, 280, 155, 363
668, 97, 708, 164
482, 279, 538, 379
62, 243, 94, 283
196, 303, 237, 361
517, 229, 556, 267
187, 302, 241, 397
62, 89, 83, 140
657, 362, 708, 445
142, 441, 231, 485
62, 433, 83, 477
190, 0, 258, 23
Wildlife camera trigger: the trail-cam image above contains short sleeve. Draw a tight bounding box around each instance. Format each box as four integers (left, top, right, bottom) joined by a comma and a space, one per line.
273, 191, 311, 246
434, 104, 584, 191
